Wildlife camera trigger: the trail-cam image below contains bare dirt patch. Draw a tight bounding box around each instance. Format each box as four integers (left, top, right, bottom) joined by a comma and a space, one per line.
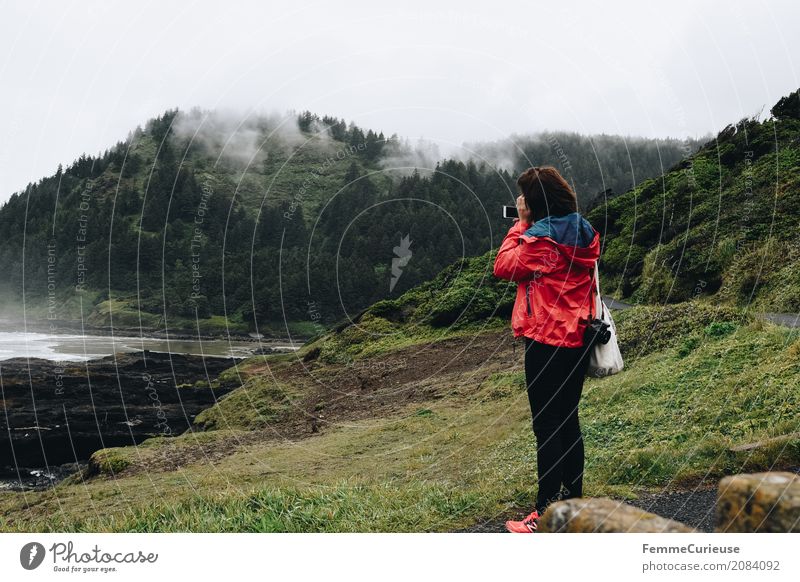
112, 330, 521, 476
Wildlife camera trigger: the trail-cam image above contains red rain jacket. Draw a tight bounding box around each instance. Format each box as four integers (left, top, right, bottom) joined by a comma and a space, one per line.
493, 213, 601, 348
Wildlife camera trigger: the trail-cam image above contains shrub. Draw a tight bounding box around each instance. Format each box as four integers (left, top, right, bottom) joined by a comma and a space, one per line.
615, 301, 748, 361
704, 321, 738, 337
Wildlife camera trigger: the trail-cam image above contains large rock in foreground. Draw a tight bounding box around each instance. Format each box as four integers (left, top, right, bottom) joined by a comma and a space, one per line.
539, 498, 696, 533
537, 471, 800, 533
715, 472, 800, 532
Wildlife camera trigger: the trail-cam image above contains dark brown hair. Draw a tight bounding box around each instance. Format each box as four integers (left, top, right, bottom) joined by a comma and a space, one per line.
517, 166, 578, 221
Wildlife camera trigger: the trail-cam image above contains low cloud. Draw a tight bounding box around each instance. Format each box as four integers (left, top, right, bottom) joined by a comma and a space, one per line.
170, 108, 333, 168
377, 137, 442, 178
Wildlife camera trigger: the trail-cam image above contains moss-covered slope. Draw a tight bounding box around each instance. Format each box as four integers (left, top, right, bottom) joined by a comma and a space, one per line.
590, 89, 800, 310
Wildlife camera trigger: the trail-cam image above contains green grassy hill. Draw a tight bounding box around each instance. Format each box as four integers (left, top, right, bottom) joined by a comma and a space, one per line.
590, 89, 800, 311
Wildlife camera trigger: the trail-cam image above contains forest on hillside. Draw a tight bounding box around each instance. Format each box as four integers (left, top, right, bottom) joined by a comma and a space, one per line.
0, 109, 698, 334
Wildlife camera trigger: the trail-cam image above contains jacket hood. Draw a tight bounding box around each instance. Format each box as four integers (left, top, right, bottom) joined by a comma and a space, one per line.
520, 212, 600, 267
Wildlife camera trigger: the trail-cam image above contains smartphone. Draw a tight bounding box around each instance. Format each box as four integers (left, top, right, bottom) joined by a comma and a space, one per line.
502, 205, 518, 219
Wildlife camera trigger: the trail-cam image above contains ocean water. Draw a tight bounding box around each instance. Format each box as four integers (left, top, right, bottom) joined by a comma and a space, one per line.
0, 331, 299, 361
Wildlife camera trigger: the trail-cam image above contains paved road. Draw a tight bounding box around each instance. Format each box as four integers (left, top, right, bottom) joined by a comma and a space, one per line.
602, 296, 633, 310
603, 297, 800, 329
761, 312, 800, 328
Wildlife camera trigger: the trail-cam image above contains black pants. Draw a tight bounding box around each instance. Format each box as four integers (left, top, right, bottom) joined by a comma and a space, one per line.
524, 337, 591, 514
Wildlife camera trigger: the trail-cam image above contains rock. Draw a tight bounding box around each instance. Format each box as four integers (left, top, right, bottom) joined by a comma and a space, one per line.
715, 472, 800, 532
0, 351, 238, 472
538, 498, 696, 533
252, 346, 278, 355
84, 448, 131, 477
0, 462, 83, 491
252, 346, 295, 356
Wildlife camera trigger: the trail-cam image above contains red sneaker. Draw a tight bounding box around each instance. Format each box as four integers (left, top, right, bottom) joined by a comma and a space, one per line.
505, 509, 541, 533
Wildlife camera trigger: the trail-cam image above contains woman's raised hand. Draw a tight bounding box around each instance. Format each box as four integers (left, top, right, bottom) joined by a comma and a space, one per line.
516, 195, 533, 225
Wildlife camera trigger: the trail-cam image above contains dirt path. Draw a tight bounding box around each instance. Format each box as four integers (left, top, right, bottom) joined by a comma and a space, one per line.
267, 329, 518, 437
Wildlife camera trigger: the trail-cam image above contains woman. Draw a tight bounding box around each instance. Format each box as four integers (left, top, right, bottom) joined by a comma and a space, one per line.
493, 166, 600, 533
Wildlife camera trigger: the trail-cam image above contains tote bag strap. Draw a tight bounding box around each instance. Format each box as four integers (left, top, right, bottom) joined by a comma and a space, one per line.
593, 262, 605, 320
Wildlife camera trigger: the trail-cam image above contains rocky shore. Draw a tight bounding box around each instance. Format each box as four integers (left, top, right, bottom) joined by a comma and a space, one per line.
0, 350, 240, 489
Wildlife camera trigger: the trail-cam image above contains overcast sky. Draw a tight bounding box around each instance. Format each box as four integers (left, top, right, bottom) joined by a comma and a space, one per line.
1, 0, 798, 201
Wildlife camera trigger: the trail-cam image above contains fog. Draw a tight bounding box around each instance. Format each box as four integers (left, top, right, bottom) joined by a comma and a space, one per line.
1, 0, 798, 201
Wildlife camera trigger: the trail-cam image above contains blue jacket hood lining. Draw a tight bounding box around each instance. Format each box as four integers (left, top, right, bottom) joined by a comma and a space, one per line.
523, 212, 595, 248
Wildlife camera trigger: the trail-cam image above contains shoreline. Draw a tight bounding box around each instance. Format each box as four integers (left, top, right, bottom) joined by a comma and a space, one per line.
0, 317, 314, 344
0, 330, 305, 364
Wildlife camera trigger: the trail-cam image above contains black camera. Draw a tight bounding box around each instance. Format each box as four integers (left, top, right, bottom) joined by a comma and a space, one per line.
583, 317, 611, 347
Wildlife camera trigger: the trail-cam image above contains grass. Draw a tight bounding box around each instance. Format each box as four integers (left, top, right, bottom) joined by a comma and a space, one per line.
193, 378, 297, 431
0, 395, 530, 532
84, 448, 132, 477
580, 320, 800, 487
85, 297, 253, 335
313, 313, 508, 364
612, 300, 749, 361
1, 302, 798, 532
305, 250, 515, 364
116, 483, 486, 533
87, 297, 163, 329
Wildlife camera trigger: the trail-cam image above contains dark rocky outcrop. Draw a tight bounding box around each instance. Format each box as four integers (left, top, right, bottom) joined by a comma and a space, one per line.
0, 351, 239, 481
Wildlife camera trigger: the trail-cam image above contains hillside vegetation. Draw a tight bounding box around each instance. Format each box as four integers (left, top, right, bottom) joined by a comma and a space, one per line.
590, 89, 800, 311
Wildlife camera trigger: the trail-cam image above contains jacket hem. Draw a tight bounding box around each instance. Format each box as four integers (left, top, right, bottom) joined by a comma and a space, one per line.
513, 330, 585, 349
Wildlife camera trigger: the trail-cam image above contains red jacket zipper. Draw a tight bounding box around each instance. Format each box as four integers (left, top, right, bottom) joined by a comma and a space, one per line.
526, 282, 533, 316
